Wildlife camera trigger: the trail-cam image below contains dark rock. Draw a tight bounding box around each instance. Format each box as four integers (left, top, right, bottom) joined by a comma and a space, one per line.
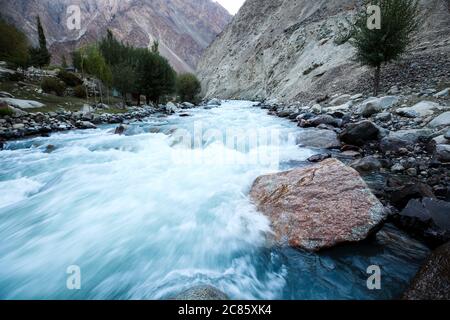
307, 153, 331, 163
396, 198, 450, 246
375, 112, 392, 122
403, 242, 450, 300
114, 125, 127, 135
380, 129, 433, 153
340, 121, 380, 146
435, 145, 450, 162
45, 145, 56, 153
350, 156, 382, 174
174, 285, 229, 300
390, 183, 435, 210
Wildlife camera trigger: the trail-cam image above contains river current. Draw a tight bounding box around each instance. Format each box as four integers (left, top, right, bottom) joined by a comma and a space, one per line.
0, 101, 429, 299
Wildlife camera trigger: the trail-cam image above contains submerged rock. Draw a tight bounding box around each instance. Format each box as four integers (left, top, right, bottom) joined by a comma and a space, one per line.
404, 242, 450, 300
207, 98, 221, 106
249, 158, 387, 251
114, 124, 128, 135
174, 285, 229, 300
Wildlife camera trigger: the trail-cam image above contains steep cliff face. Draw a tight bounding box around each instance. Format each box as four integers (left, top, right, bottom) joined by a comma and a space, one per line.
197, 0, 450, 102
0, 0, 232, 72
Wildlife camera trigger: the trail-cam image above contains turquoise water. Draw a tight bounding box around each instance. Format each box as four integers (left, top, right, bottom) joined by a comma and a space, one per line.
0, 101, 428, 299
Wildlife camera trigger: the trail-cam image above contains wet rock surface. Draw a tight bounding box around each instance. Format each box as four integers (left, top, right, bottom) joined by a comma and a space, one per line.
250, 158, 387, 252
404, 242, 450, 300
174, 285, 229, 300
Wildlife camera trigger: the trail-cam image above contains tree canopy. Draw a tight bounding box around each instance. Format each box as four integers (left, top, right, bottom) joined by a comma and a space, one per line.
351, 0, 420, 95
0, 18, 29, 67
29, 16, 51, 67
177, 73, 201, 103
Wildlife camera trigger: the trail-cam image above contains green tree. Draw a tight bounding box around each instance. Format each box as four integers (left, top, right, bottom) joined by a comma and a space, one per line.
112, 62, 136, 104
82, 45, 113, 102
98, 29, 129, 67
0, 19, 29, 67
350, 0, 419, 95
137, 50, 176, 104
61, 55, 68, 69
177, 73, 201, 103
29, 16, 51, 67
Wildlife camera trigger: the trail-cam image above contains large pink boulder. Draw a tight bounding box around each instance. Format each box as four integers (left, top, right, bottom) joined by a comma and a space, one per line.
250, 158, 386, 251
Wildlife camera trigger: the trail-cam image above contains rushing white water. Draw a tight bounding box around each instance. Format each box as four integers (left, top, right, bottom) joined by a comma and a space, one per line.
0, 101, 428, 300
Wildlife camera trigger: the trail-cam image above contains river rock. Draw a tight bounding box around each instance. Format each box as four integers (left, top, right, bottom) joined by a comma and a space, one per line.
296, 128, 341, 149
329, 94, 351, 106
76, 121, 97, 129
428, 112, 450, 128
397, 101, 440, 118
207, 98, 221, 106
435, 144, 450, 162
307, 153, 331, 163
380, 129, 434, 152
174, 285, 229, 300
165, 102, 179, 114
389, 183, 435, 210
350, 156, 382, 174
358, 96, 400, 114
340, 121, 380, 146
249, 158, 387, 251
359, 101, 382, 118
181, 102, 195, 109
444, 130, 450, 140
434, 88, 450, 98
0, 97, 45, 109
403, 242, 450, 300
307, 114, 342, 128
114, 124, 128, 135
0, 91, 14, 98
375, 112, 392, 122
397, 198, 450, 246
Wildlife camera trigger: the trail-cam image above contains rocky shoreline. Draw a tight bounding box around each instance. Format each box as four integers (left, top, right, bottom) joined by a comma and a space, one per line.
0, 100, 201, 147
252, 87, 450, 299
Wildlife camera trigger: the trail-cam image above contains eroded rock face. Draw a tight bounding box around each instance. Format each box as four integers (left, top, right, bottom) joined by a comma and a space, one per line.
249, 158, 387, 251
404, 242, 450, 300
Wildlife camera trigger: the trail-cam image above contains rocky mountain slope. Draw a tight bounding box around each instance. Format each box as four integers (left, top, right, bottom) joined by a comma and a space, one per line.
197, 0, 450, 102
0, 0, 232, 72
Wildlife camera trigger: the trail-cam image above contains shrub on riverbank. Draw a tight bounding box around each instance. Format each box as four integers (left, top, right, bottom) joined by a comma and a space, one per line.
58, 71, 83, 87
73, 85, 87, 98
41, 77, 66, 96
